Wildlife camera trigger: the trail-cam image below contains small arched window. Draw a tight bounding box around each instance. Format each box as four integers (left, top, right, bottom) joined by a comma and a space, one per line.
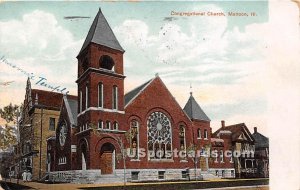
98, 120, 103, 129
113, 121, 118, 130
99, 55, 115, 70
204, 129, 208, 139
105, 121, 111, 130
197, 129, 201, 139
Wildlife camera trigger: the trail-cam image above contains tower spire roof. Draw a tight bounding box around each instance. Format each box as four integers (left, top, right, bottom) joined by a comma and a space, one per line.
78, 8, 124, 57
183, 93, 210, 121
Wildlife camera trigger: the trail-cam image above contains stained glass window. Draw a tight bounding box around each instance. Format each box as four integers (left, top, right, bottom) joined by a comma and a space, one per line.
147, 112, 172, 159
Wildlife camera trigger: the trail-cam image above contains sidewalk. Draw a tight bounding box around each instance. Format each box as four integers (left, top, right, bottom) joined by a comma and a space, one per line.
2, 178, 269, 190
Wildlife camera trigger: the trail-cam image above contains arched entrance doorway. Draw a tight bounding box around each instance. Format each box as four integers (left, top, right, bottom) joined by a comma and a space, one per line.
100, 143, 115, 175
80, 143, 87, 170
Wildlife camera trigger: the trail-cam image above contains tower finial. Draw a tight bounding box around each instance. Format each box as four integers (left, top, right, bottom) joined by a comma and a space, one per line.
190, 83, 193, 96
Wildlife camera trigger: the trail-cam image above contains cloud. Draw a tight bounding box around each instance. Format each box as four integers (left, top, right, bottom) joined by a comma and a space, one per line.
114, 4, 269, 136
0, 10, 82, 106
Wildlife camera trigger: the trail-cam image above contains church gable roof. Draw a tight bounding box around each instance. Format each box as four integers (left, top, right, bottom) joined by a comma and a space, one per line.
125, 75, 192, 122
63, 95, 78, 126
183, 94, 210, 122
124, 78, 153, 107
78, 8, 124, 56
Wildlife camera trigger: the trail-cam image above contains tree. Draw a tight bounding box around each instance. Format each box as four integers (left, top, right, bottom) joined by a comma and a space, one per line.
0, 103, 20, 124
0, 103, 21, 151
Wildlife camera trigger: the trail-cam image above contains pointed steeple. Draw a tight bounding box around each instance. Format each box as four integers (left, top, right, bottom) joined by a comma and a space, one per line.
183, 93, 210, 122
78, 8, 124, 57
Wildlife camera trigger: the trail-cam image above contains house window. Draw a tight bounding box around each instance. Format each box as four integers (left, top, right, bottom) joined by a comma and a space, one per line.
130, 120, 139, 159
220, 149, 224, 162
231, 170, 234, 177
222, 170, 225, 177
85, 85, 89, 109
147, 112, 172, 160
131, 171, 139, 181
158, 171, 165, 179
49, 117, 55, 131
179, 125, 186, 159
106, 121, 111, 130
113, 122, 118, 130
98, 120, 103, 129
80, 91, 83, 112
112, 85, 118, 110
98, 82, 103, 108
204, 129, 208, 139
197, 129, 201, 139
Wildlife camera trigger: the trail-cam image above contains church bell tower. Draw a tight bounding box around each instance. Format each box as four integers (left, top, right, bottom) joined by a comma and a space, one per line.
76, 8, 125, 168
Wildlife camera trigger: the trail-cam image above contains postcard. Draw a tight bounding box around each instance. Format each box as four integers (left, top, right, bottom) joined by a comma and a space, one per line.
0, 1, 299, 190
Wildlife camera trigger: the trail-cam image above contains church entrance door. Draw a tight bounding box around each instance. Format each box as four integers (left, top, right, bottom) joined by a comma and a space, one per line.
100, 143, 115, 175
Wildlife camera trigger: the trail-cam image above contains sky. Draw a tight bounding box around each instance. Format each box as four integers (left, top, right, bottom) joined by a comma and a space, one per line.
0, 1, 269, 135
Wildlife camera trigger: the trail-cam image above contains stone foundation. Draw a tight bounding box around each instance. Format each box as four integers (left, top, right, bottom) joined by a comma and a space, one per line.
49, 168, 204, 184
208, 168, 235, 178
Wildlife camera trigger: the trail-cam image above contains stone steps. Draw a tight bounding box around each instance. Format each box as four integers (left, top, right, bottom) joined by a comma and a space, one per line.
201, 172, 221, 180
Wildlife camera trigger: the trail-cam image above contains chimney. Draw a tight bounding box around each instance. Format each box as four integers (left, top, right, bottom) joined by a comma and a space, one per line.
254, 127, 257, 133
221, 120, 225, 128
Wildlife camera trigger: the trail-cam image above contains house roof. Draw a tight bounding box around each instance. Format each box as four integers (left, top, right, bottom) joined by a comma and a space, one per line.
183, 94, 210, 122
213, 123, 255, 142
31, 89, 64, 110
252, 131, 269, 149
78, 8, 124, 56
124, 78, 154, 107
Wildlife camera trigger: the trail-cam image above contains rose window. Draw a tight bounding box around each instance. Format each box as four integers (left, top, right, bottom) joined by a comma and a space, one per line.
147, 111, 172, 159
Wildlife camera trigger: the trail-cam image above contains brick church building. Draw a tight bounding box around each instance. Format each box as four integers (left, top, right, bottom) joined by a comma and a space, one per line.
47, 8, 236, 183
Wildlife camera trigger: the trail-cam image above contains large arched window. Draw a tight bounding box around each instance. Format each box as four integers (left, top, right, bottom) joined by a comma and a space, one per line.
99, 55, 115, 70
112, 85, 118, 110
79, 91, 83, 112
147, 112, 172, 160
179, 125, 186, 159
130, 120, 139, 159
85, 85, 89, 110
98, 82, 103, 108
